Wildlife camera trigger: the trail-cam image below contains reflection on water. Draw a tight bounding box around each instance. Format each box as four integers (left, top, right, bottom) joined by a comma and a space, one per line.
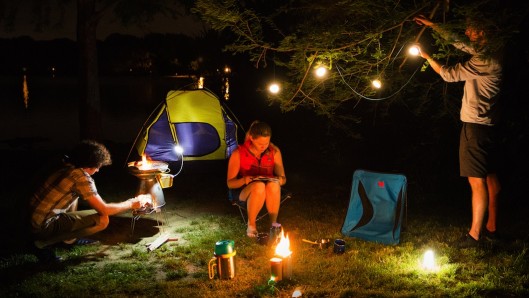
0, 75, 193, 149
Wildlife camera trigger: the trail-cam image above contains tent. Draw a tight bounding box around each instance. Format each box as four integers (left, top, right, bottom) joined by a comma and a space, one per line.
134, 89, 239, 162
341, 169, 407, 245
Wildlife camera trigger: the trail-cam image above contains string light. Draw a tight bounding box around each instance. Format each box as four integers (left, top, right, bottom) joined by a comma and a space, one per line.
371, 79, 382, 89
315, 66, 328, 78
336, 64, 421, 101
268, 82, 280, 94
408, 44, 421, 56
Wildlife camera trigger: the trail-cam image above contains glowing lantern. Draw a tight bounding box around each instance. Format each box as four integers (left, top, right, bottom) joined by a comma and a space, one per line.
421, 249, 438, 271
174, 145, 184, 155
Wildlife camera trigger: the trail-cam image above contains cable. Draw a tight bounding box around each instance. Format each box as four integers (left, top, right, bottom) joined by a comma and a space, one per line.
170, 151, 184, 178
335, 63, 422, 101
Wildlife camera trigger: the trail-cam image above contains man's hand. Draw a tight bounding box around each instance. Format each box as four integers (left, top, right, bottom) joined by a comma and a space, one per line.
129, 194, 153, 209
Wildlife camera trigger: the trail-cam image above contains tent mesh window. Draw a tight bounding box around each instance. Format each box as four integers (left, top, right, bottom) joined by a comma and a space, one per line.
174, 122, 220, 157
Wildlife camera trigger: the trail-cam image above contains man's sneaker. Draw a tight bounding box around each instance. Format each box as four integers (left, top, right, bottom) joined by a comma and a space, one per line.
74, 238, 100, 246
455, 233, 481, 249
31, 245, 63, 263
481, 229, 498, 242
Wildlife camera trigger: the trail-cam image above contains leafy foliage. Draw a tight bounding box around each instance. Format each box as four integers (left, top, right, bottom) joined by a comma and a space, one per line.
192, 0, 528, 132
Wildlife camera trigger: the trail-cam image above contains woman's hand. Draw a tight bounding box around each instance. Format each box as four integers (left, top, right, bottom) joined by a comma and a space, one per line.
244, 176, 253, 185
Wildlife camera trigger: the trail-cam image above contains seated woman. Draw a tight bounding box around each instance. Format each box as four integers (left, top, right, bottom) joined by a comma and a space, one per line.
227, 121, 287, 237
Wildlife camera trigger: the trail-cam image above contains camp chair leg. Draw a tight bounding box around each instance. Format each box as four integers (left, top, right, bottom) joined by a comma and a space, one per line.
231, 189, 292, 226
236, 203, 248, 225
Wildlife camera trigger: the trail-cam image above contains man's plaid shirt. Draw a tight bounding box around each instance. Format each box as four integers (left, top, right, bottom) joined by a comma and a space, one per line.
29, 165, 98, 233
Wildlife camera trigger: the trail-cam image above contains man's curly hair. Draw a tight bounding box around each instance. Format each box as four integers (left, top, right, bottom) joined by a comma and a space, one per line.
68, 140, 112, 168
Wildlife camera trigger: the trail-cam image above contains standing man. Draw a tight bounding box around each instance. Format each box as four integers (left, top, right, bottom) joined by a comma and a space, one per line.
414, 15, 502, 248
29, 140, 150, 262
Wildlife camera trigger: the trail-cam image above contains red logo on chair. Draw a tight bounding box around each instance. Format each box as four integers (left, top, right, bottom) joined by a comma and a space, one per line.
377, 181, 385, 188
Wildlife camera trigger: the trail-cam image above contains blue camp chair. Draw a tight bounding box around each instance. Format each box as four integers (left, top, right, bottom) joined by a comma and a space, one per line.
229, 188, 292, 224
341, 169, 407, 245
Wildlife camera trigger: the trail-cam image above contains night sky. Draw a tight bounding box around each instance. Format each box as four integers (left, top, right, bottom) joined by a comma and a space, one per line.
2, 2, 204, 40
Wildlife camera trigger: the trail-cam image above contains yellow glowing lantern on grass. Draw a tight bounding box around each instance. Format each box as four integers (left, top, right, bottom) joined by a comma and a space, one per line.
421, 249, 439, 271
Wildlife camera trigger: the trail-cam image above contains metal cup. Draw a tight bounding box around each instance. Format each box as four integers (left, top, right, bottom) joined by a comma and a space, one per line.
333, 239, 346, 254
208, 251, 236, 279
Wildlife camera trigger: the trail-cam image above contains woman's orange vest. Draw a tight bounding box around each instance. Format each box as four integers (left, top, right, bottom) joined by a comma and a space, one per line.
238, 140, 275, 177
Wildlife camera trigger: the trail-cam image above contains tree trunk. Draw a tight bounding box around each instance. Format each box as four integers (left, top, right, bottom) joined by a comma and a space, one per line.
77, 0, 101, 140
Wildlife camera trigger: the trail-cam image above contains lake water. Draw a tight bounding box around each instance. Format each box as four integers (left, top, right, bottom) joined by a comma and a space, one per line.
0, 75, 211, 149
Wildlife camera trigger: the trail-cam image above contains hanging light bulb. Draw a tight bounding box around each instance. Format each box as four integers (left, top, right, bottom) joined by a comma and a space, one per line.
315, 66, 327, 78
408, 44, 421, 56
372, 79, 382, 89
268, 82, 280, 94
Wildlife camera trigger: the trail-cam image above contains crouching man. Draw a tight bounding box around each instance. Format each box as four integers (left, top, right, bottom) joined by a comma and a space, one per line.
29, 140, 149, 262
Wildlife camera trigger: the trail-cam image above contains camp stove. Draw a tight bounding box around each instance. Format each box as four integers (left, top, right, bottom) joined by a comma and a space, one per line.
127, 159, 169, 215
127, 158, 174, 240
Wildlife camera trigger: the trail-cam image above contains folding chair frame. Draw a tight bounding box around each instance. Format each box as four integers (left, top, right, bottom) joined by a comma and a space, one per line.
230, 189, 292, 225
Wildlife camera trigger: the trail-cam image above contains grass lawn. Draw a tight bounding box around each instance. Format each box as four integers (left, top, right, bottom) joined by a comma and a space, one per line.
1, 143, 528, 297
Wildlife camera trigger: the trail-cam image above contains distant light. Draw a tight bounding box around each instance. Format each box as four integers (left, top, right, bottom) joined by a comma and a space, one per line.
174, 145, 184, 155
372, 79, 382, 89
408, 44, 420, 56
268, 83, 280, 94
315, 66, 327, 78
224, 66, 231, 74
198, 77, 204, 89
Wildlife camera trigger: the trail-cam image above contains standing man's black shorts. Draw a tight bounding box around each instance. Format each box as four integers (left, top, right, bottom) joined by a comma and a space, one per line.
459, 122, 499, 178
